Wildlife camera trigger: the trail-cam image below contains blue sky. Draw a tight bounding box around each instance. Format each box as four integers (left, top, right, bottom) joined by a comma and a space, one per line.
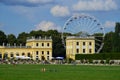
0, 0, 120, 36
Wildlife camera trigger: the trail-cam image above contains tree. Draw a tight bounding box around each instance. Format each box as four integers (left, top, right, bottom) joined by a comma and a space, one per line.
7, 34, 16, 46
46, 30, 65, 57
102, 32, 114, 52
52, 35, 65, 57
0, 30, 7, 45
102, 22, 120, 53
17, 32, 29, 46
29, 30, 46, 38
113, 22, 120, 52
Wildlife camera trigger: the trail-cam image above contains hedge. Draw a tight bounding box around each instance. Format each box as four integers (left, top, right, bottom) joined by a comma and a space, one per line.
75, 53, 120, 60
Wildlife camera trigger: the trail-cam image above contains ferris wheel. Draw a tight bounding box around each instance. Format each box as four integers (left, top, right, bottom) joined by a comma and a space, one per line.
62, 14, 105, 53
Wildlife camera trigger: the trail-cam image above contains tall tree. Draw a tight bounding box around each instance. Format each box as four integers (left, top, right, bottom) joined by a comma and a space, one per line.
113, 22, 120, 52
17, 32, 29, 46
0, 30, 7, 45
102, 32, 114, 52
7, 34, 16, 46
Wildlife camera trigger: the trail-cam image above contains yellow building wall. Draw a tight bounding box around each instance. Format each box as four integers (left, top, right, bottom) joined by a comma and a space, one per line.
0, 38, 52, 60
66, 37, 95, 60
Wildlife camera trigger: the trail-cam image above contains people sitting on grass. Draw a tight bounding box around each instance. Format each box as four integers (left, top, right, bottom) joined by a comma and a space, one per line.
41, 68, 46, 72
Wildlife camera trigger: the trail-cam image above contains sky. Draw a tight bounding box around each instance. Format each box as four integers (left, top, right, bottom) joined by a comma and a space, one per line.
0, 0, 120, 36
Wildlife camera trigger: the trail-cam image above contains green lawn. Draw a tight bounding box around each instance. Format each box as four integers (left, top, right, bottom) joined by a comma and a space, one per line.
0, 64, 120, 80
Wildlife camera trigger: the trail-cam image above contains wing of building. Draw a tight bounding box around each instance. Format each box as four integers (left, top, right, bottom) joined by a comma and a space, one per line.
66, 36, 95, 60
0, 36, 52, 60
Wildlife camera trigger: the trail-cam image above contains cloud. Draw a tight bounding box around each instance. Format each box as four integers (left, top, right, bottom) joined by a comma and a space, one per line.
35, 21, 61, 31
50, 5, 70, 17
73, 0, 117, 11
104, 21, 115, 28
0, 0, 53, 7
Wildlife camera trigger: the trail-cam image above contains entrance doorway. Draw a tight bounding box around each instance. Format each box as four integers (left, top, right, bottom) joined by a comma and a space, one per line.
0, 54, 2, 59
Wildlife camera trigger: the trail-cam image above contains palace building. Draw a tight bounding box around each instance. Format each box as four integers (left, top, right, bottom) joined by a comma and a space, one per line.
66, 36, 95, 60
0, 36, 52, 60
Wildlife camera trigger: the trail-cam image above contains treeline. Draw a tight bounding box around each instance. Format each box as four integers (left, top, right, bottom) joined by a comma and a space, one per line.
0, 22, 120, 57
102, 22, 120, 53
0, 30, 65, 57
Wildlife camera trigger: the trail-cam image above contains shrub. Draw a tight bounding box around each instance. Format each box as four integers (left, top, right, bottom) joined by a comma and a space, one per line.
75, 53, 120, 60
89, 59, 93, 63
106, 58, 110, 64
100, 60, 104, 64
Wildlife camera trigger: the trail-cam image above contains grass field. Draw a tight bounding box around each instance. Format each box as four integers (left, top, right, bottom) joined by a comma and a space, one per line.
0, 64, 120, 80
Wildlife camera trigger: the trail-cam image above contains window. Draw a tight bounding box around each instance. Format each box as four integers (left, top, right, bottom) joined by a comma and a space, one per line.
3, 53, 8, 59
42, 51, 44, 55
83, 42, 85, 46
28, 53, 31, 57
10, 54, 14, 57
47, 51, 49, 55
22, 53, 25, 56
42, 43, 44, 46
41, 56, 45, 60
89, 49, 92, 53
36, 43, 39, 46
47, 56, 49, 60
0, 54, 2, 58
83, 49, 85, 53
16, 53, 19, 56
76, 49, 79, 53
89, 42, 92, 46
47, 43, 49, 46
36, 57, 39, 60
36, 51, 39, 55
76, 42, 79, 45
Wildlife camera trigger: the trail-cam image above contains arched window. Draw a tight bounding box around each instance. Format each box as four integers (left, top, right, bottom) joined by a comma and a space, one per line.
10, 54, 14, 57
16, 53, 19, 56
0, 53, 2, 59
3, 53, 8, 59
27, 53, 31, 57
22, 53, 25, 56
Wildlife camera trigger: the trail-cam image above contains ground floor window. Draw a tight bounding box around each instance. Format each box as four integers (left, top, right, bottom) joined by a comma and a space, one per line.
22, 53, 25, 56
3, 53, 8, 59
41, 56, 45, 60
83, 49, 86, 53
27, 53, 31, 57
0, 54, 2, 59
47, 51, 49, 55
89, 49, 92, 53
47, 56, 49, 60
76, 49, 79, 53
36, 57, 39, 60
16, 53, 19, 56
10, 54, 14, 57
